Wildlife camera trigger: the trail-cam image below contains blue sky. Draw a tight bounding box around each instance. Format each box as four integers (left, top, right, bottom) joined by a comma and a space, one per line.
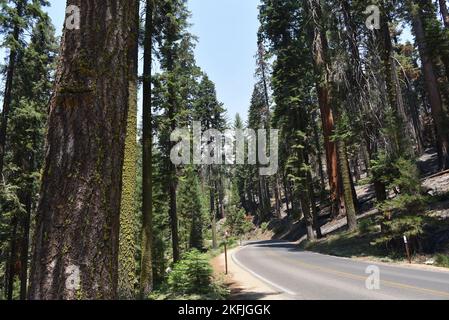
45, 0, 261, 123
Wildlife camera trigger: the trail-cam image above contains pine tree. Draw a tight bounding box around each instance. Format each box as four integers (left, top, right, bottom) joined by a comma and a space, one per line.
0, 0, 49, 176
178, 166, 203, 250
0, 8, 57, 300
192, 73, 226, 248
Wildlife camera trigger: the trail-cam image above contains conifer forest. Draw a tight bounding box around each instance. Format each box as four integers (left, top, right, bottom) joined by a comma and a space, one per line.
1, 0, 449, 302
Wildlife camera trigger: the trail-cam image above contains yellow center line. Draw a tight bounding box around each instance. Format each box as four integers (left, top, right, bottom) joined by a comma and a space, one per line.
264, 249, 449, 298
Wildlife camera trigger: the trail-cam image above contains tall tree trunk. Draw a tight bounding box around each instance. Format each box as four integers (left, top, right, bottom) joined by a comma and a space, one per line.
409, 1, 449, 169
28, 0, 138, 300
282, 173, 290, 213
118, 0, 140, 300
210, 184, 217, 249
0, 1, 23, 176
337, 141, 358, 231
306, 0, 344, 217
439, 0, 449, 29
166, 39, 180, 264
274, 175, 281, 218
6, 216, 18, 300
300, 187, 315, 241
140, 0, 154, 300
305, 154, 322, 238
169, 176, 180, 263
379, 15, 412, 156
312, 112, 326, 197
19, 191, 32, 300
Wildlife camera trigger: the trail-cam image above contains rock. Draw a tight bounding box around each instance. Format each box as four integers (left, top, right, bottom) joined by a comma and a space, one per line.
424, 259, 435, 265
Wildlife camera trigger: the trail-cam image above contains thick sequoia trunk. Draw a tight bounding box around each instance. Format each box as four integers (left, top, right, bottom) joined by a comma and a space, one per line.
140, 0, 154, 299
306, 0, 344, 217
28, 0, 138, 300
318, 84, 341, 217
408, 2, 449, 169
0, 1, 23, 176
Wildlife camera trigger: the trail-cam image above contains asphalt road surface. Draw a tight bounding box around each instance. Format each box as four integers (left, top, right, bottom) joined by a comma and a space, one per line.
233, 240, 449, 300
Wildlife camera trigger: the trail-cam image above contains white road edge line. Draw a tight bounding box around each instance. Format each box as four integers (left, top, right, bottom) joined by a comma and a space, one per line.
231, 246, 298, 296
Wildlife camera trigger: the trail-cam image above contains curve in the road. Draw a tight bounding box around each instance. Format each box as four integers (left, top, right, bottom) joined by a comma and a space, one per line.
233, 240, 449, 300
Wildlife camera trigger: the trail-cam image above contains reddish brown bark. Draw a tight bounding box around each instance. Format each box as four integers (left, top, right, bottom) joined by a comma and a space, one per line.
306, 0, 344, 217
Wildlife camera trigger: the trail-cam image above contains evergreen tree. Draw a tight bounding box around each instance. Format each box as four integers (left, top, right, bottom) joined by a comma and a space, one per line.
28, 0, 139, 300
178, 166, 203, 251
0, 11, 57, 300
0, 0, 49, 176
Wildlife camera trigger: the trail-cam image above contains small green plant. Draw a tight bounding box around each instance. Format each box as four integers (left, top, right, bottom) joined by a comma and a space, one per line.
149, 249, 229, 300
260, 222, 269, 232
371, 155, 428, 253
435, 254, 449, 268
225, 208, 252, 237
168, 249, 213, 295
358, 218, 375, 234
378, 194, 427, 215
356, 177, 372, 187
371, 213, 424, 249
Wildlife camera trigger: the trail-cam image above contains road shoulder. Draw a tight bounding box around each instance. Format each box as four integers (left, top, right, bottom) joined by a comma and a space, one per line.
211, 246, 291, 300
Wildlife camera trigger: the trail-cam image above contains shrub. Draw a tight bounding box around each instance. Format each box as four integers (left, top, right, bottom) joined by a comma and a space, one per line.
435, 254, 449, 268
371, 155, 427, 253
378, 194, 427, 215
358, 218, 375, 234
391, 158, 422, 195
168, 249, 213, 295
371, 213, 424, 249
261, 222, 269, 232
225, 207, 252, 236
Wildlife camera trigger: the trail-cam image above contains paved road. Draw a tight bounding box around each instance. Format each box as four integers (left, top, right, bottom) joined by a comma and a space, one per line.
233, 240, 449, 300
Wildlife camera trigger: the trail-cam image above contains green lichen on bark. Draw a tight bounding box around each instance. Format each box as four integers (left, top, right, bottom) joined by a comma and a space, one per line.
118, 80, 138, 299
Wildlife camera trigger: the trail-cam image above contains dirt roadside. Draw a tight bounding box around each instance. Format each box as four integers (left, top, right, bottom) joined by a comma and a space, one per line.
211, 247, 291, 300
